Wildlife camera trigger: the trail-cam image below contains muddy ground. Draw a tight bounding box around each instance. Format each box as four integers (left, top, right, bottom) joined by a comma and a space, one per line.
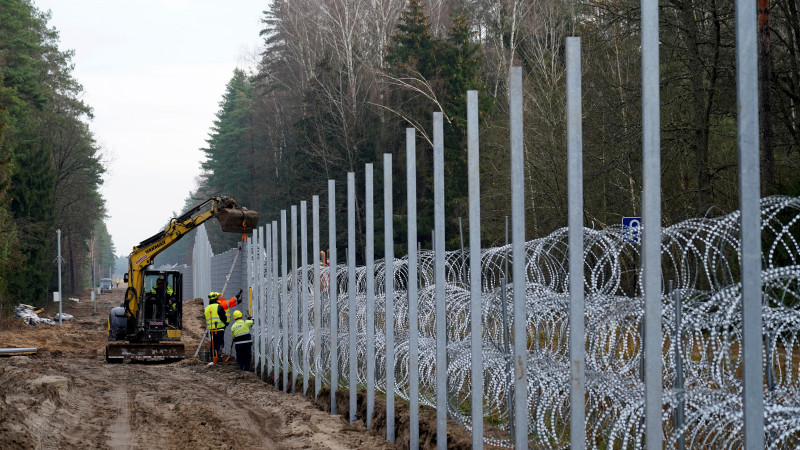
0, 289, 486, 449
0, 288, 399, 449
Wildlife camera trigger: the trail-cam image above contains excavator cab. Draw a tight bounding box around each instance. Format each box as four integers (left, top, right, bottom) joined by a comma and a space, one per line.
142, 272, 181, 328
107, 270, 184, 363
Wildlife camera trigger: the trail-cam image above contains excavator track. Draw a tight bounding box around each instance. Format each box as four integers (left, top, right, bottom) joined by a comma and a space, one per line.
105, 342, 185, 363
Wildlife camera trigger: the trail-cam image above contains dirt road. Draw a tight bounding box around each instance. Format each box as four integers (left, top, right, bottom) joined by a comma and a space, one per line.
0, 289, 393, 449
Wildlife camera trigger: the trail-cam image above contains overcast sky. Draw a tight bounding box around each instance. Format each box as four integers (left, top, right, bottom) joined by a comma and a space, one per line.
35, 0, 268, 255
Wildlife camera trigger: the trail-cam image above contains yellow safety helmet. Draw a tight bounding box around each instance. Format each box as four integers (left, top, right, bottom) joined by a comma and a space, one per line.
232, 310, 243, 320
208, 292, 220, 301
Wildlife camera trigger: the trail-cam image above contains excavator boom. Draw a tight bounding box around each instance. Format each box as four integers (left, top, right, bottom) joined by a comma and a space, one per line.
107, 196, 258, 362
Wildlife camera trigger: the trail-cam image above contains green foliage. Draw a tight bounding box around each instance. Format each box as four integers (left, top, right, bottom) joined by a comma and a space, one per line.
0, 0, 106, 310
386, 0, 439, 79
384, 4, 492, 250
202, 69, 256, 203
187, 0, 799, 268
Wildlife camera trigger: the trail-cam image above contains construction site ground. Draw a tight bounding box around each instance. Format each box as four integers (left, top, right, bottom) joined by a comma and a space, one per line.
0, 288, 398, 449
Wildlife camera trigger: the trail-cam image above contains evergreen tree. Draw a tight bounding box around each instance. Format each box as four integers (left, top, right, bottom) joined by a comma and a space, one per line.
385, 5, 490, 249
385, 0, 442, 248
200, 71, 267, 253
438, 13, 490, 244
201, 69, 256, 205
0, 0, 107, 308
386, 0, 439, 79
1, 0, 57, 305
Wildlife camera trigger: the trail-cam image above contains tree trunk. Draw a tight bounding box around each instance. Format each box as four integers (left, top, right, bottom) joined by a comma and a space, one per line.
758, 0, 775, 195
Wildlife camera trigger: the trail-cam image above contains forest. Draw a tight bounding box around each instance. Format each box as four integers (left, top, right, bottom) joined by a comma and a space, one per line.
0, 0, 113, 313
3, 0, 800, 312
170, 0, 800, 265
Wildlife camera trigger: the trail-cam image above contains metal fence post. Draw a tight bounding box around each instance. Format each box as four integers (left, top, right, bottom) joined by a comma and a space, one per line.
251, 229, 259, 374
272, 220, 279, 387
509, 66, 528, 449
407, 127, 420, 449
672, 280, 685, 450
281, 210, 290, 392
329, 179, 339, 414
504, 216, 513, 436
366, 163, 376, 428
57, 229, 62, 327
313, 195, 322, 399
433, 111, 448, 449
641, 0, 664, 443
301, 200, 309, 395
268, 224, 274, 376
736, 0, 765, 441
567, 36, 586, 450
467, 90, 484, 448
384, 153, 396, 443
291, 205, 299, 392
348, 172, 357, 424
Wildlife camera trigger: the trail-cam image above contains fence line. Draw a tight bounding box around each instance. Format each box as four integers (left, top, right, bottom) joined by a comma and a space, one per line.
242, 195, 800, 448
210, 8, 787, 445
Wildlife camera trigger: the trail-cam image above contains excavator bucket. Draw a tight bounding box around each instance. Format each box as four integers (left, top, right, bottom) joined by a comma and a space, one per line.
217, 207, 259, 232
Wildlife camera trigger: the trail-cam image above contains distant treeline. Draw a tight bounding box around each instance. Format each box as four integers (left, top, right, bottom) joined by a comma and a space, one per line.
0, 0, 114, 313
164, 0, 800, 266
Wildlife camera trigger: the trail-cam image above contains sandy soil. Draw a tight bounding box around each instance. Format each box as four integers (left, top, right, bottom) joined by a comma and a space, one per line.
0, 289, 394, 450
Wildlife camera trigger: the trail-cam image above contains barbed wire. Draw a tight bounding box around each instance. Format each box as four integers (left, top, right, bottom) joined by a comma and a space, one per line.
253, 195, 800, 448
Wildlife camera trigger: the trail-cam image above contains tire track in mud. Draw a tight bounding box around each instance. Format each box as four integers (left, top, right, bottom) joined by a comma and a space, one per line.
107, 386, 134, 449
241, 405, 279, 448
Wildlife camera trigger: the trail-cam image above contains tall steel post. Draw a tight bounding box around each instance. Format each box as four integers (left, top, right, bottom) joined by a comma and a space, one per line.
329, 179, 339, 414
467, 90, 484, 448
57, 229, 63, 327
272, 221, 279, 387
736, 0, 765, 443
433, 111, 448, 449
365, 163, 376, 428
641, 0, 663, 444
567, 36, 586, 449
407, 127, 420, 449
313, 195, 322, 399
301, 200, 309, 395
252, 229, 259, 373
384, 153, 396, 442
268, 224, 273, 378
509, 66, 528, 449
281, 210, 289, 392
291, 205, 299, 391
347, 172, 357, 424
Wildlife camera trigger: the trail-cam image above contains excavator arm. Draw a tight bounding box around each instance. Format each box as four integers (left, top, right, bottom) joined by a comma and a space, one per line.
124, 196, 258, 327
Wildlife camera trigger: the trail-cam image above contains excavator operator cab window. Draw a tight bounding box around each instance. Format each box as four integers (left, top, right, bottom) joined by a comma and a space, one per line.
144, 273, 181, 328
144, 275, 171, 322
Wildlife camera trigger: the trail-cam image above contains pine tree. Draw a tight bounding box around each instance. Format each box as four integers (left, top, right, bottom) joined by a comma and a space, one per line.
438, 14, 490, 243
1, 0, 107, 307
202, 69, 256, 205
386, 0, 439, 79
1, 0, 57, 305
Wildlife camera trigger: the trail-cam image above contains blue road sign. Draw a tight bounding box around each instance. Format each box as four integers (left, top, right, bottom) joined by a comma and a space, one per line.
622, 217, 642, 244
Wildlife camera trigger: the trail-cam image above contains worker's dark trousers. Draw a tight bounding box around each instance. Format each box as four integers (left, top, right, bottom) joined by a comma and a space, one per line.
234, 342, 252, 371
210, 330, 225, 358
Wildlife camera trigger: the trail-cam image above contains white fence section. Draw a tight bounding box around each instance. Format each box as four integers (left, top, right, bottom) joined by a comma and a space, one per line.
193, 224, 212, 307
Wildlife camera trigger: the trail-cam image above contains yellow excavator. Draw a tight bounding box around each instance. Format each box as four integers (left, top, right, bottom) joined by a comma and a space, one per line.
105, 196, 258, 363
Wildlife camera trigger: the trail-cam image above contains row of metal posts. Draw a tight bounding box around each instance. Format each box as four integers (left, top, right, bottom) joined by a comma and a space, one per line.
243, 12, 764, 445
